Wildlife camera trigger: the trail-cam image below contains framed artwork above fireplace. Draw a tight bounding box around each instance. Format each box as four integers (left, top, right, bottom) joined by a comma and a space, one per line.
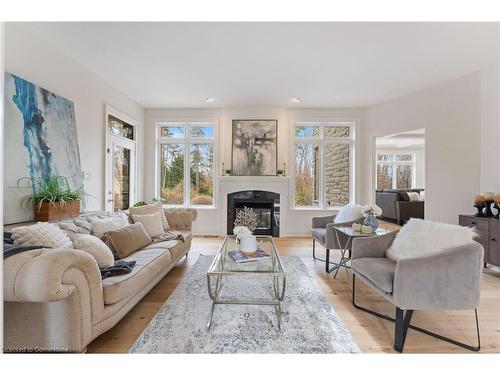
231, 119, 277, 176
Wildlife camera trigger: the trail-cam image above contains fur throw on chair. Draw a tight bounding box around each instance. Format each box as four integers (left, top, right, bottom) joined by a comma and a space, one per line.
386, 218, 477, 262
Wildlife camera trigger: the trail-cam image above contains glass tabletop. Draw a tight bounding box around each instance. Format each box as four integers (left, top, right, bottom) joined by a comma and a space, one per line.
208, 235, 284, 275
335, 226, 390, 237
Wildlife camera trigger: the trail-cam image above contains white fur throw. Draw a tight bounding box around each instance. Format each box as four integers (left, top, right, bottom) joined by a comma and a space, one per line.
386, 218, 476, 262
334, 203, 363, 223
11, 222, 74, 249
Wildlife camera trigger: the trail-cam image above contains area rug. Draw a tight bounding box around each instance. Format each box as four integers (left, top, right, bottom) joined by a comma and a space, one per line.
129, 255, 360, 353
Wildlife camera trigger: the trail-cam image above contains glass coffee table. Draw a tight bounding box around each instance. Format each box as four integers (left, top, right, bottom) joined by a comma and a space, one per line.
206, 235, 286, 332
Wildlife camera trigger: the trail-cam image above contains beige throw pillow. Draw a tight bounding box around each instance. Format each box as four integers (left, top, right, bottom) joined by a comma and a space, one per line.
129, 203, 170, 231
73, 234, 114, 268
11, 222, 73, 248
89, 216, 128, 239
131, 212, 165, 237
105, 223, 152, 259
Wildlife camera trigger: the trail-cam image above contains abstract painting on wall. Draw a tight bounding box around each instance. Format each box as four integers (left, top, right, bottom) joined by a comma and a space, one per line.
231, 119, 277, 176
4, 73, 83, 223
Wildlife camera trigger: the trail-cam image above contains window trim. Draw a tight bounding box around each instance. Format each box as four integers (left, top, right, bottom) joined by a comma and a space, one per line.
291, 120, 356, 210
155, 119, 218, 209
376, 151, 416, 190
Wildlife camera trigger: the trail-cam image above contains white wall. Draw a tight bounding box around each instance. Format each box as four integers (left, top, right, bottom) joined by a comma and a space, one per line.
375, 146, 425, 189
4, 24, 145, 217
361, 73, 482, 224
144, 107, 364, 236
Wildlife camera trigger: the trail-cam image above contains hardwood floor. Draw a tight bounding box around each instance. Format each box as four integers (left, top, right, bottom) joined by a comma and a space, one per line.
87, 234, 500, 353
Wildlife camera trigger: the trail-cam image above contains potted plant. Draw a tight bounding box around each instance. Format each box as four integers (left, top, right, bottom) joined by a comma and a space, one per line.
361, 204, 383, 233
18, 175, 87, 221
233, 207, 258, 255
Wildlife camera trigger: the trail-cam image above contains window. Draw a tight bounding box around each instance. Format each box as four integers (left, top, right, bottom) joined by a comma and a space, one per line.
376, 152, 415, 190
157, 122, 216, 207
294, 122, 355, 208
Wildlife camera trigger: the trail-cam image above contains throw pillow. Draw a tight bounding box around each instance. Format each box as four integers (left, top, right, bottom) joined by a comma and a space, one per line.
57, 222, 91, 241
73, 234, 114, 268
88, 216, 128, 239
131, 212, 165, 237
334, 203, 363, 223
129, 203, 170, 231
11, 222, 74, 248
407, 192, 421, 201
419, 190, 425, 201
385, 218, 476, 262
105, 223, 152, 259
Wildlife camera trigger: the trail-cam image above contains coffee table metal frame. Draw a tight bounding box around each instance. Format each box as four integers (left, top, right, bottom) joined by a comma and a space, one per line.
206, 235, 286, 332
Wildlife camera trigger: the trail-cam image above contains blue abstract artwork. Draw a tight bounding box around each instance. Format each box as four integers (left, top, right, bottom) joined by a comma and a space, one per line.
4, 73, 83, 223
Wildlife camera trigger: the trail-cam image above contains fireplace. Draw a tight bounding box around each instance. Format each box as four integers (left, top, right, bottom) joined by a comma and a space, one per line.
227, 190, 280, 237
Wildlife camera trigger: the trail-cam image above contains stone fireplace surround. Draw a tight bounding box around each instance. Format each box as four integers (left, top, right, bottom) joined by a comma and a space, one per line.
219, 176, 289, 237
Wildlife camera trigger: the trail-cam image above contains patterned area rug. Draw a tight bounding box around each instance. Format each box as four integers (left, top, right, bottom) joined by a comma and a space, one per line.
129, 255, 360, 353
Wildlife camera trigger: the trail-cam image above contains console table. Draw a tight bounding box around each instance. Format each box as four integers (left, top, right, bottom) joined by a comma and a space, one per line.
459, 215, 500, 267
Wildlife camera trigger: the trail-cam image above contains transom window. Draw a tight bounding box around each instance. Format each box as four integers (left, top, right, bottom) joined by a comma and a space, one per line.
157, 122, 216, 207
293, 121, 355, 208
376, 152, 415, 190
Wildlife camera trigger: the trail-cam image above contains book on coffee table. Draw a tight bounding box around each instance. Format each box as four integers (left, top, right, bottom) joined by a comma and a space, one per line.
228, 249, 271, 263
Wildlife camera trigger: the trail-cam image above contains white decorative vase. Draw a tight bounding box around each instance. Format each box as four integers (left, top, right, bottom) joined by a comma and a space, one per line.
239, 235, 258, 255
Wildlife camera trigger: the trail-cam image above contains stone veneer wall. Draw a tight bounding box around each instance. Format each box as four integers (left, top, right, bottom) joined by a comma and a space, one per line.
324, 126, 350, 206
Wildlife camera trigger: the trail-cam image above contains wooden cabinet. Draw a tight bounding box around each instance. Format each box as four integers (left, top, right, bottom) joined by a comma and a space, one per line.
459, 215, 500, 267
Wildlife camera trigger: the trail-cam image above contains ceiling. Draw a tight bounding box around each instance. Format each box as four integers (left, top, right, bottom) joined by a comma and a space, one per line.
18, 22, 499, 108
376, 129, 426, 148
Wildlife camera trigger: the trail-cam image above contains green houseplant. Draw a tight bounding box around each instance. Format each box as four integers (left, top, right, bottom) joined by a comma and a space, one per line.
18, 174, 87, 221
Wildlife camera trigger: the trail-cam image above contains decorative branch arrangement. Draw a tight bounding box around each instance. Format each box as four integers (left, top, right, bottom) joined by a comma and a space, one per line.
233, 206, 258, 233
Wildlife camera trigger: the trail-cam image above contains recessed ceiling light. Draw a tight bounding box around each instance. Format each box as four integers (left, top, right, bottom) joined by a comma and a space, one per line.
205, 97, 214, 103
291, 98, 300, 103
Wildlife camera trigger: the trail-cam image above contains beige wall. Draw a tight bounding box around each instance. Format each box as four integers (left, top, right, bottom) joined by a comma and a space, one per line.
4, 24, 145, 218
361, 73, 483, 224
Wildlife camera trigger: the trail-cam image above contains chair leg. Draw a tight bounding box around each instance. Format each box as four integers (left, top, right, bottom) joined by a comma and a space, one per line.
352, 274, 481, 353
325, 248, 330, 273
312, 238, 316, 259
394, 307, 413, 352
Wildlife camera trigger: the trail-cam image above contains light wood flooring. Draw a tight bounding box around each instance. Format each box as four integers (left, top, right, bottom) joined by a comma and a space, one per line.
87, 234, 500, 353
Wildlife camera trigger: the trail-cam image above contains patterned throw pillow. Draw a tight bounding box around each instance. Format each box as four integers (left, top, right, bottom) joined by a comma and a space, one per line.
131, 212, 165, 237
11, 222, 74, 248
57, 222, 91, 241
105, 223, 152, 259
73, 234, 115, 268
129, 203, 170, 231
88, 216, 128, 239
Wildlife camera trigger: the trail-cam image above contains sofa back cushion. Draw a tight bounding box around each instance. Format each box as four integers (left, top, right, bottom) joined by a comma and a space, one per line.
129, 203, 170, 231
88, 216, 128, 239
334, 203, 363, 223
386, 218, 476, 262
131, 212, 165, 238
105, 223, 152, 259
73, 234, 115, 268
11, 222, 74, 248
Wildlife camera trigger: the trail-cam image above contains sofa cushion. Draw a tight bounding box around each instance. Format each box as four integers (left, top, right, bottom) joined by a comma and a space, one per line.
105, 223, 152, 259
131, 212, 165, 238
102, 248, 172, 305
73, 234, 115, 268
384, 189, 410, 201
311, 228, 326, 245
129, 203, 170, 231
385, 218, 476, 262
352, 257, 396, 293
11, 222, 74, 249
140, 234, 191, 260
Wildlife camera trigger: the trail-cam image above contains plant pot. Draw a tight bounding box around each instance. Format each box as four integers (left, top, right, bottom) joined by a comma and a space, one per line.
34, 201, 80, 222
239, 235, 258, 255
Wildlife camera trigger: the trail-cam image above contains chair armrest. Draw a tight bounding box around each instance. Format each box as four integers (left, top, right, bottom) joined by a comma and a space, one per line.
4, 248, 103, 304
312, 215, 336, 229
163, 208, 198, 231
351, 231, 397, 259
393, 242, 484, 310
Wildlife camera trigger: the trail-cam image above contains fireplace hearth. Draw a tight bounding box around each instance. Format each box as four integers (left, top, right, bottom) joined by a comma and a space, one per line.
227, 190, 280, 237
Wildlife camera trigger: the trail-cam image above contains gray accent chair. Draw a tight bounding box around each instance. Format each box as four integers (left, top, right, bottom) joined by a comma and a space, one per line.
311, 214, 364, 274
350, 231, 484, 352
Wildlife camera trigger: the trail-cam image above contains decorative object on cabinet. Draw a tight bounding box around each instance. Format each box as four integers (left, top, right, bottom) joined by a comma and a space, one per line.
473, 195, 486, 217
484, 192, 495, 217
494, 195, 500, 219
